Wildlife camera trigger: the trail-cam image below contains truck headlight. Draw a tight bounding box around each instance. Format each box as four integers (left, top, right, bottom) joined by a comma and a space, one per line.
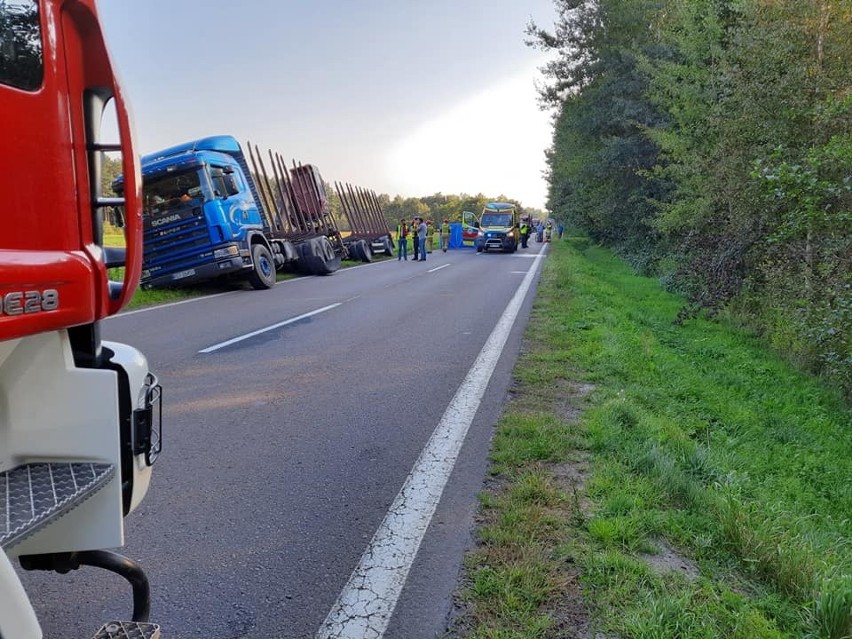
214, 245, 240, 260
507, 231, 515, 238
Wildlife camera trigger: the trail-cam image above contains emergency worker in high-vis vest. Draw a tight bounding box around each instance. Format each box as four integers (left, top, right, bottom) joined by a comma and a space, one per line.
440, 219, 450, 252
397, 219, 409, 260
520, 218, 531, 248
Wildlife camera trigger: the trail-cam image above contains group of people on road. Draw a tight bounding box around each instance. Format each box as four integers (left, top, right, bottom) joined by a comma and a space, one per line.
520, 217, 564, 247
397, 217, 451, 261
397, 217, 427, 261
398, 215, 564, 259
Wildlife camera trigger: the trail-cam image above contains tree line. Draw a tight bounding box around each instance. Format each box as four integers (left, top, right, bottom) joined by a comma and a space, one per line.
376, 193, 544, 227
528, 0, 851, 396
102, 157, 541, 231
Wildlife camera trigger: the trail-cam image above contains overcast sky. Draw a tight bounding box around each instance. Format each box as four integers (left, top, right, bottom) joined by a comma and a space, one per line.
98, 0, 556, 209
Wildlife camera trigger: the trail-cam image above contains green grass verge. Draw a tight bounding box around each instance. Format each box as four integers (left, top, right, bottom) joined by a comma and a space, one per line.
450, 237, 851, 639
107, 253, 387, 310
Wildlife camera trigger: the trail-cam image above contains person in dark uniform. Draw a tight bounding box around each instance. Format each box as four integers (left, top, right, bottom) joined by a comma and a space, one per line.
411, 217, 420, 261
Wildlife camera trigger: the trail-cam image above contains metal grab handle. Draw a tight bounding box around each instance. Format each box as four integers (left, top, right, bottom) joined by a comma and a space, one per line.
20, 550, 151, 623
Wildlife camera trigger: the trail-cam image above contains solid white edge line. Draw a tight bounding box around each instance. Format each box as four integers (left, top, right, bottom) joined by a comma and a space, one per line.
108, 291, 238, 318
109, 274, 323, 319
427, 264, 450, 273
315, 244, 547, 639
199, 302, 342, 353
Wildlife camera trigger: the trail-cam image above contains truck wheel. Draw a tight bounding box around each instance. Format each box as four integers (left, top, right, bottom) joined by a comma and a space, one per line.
248, 243, 276, 290
382, 236, 393, 257
303, 236, 341, 275
348, 241, 363, 261
360, 240, 373, 263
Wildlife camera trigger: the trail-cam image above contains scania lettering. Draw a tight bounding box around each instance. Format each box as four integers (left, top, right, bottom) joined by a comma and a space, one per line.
151, 213, 182, 227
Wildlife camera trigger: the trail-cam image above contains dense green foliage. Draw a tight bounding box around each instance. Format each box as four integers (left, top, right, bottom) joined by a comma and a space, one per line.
379, 192, 543, 228
529, 0, 851, 395
455, 238, 851, 638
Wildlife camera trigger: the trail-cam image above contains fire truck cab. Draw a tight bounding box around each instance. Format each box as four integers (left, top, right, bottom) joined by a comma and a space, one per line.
1, 1, 162, 637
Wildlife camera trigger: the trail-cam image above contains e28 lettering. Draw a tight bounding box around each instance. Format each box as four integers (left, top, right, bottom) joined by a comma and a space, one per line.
1, 289, 59, 315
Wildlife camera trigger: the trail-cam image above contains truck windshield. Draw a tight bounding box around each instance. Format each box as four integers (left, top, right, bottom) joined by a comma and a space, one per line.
143, 170, 204, 215
480, 213, 513, 227
0, 0, 43, 91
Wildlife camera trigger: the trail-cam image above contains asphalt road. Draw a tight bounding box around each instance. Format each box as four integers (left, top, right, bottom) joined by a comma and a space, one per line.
19, 243, 547, 639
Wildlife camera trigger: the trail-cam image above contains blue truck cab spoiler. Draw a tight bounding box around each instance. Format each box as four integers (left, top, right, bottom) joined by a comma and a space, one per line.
113, 136, 242, 191
141, 135, 243, 165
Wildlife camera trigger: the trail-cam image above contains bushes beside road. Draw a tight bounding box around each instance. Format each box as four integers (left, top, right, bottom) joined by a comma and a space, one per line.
452, 237, 851, 639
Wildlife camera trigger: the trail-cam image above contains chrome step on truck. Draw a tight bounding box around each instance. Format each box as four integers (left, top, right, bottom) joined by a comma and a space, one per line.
1, 462, 162, 638
92, 621, 161, 639
1, 464, 116, 549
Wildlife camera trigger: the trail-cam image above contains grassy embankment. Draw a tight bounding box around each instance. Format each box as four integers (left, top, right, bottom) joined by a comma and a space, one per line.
451, 236, 851, 639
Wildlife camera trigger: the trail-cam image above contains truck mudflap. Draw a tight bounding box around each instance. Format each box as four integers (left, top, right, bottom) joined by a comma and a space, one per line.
296, 236, 340, 275
370, 235, 393, 257
347, 238, 372, 263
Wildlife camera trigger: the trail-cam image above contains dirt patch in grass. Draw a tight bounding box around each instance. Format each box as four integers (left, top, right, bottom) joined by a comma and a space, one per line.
549, 561, 595, 638
639, 538, 701, 582
555, 380, 596, 424
552, 456, 591, 492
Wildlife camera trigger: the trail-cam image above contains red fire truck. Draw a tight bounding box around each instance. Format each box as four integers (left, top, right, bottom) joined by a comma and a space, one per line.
1, 1, 162, 637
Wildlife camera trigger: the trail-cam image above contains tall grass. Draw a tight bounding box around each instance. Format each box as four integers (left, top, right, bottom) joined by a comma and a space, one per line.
452, 236, 851, 638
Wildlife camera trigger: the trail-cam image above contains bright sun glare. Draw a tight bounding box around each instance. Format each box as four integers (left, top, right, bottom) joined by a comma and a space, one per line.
386, 63, 552, 210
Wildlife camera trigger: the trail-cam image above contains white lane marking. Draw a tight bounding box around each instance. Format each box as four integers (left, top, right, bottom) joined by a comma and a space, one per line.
427, 264, 450, 273
316, 244, 547, 639
199, 303, 342, 353
511, 271, 527, 274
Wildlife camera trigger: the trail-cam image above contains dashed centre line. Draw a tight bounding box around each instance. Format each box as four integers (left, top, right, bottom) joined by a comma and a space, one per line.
315, 244, 546, 639
198, 302, 342, 353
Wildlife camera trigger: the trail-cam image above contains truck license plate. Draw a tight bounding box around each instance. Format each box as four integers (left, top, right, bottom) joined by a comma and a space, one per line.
173, 269, 196, 280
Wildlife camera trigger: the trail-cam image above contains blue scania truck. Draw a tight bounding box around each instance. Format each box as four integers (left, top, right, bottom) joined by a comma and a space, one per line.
117, 135, 345, 290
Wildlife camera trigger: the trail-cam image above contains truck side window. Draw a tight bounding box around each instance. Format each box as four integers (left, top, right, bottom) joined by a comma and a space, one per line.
210, 166, 240, 198
223, 174, 239, 196
0, 0, 42, 91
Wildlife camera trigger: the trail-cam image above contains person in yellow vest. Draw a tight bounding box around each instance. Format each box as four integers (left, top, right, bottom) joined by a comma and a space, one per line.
440, 219, 450, 252
426, 219, 435, 253
520, 217, 530, 248
397, 218, 409, 261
